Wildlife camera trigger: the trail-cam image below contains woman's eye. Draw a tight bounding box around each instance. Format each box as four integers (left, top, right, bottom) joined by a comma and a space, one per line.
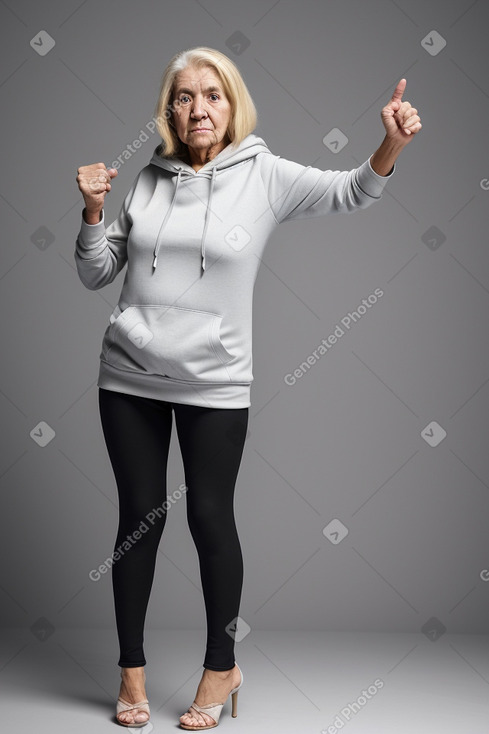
177, 93, 219, 103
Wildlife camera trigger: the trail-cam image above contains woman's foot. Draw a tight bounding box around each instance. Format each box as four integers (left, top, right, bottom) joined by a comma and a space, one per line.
116, 666, 150, 726
179, 665, 242, 729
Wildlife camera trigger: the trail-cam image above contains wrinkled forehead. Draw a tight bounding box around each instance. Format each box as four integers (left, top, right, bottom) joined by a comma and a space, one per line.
173, 65, 222, 94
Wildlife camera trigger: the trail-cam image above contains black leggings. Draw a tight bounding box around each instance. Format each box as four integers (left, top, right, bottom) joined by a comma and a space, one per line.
98, 387, 249, 671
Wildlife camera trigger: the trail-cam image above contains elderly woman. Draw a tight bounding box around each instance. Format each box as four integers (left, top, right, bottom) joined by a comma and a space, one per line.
75, 46, 421, 729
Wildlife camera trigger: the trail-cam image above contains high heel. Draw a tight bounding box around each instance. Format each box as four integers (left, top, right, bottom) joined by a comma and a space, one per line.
179, 663, 244, 730
116, 668, 151, 727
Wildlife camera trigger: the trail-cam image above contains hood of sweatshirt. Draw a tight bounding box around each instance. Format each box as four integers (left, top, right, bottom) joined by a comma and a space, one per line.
148, 133, 271, 275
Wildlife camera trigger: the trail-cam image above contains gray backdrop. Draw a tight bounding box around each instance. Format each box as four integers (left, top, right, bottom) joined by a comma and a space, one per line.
1, 0, 488, 646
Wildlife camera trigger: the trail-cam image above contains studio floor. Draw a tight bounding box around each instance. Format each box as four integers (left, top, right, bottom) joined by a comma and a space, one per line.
1, 628, 488, 732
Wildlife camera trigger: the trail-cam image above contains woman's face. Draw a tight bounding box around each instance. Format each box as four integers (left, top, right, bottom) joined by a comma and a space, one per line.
171, 65, 232, 155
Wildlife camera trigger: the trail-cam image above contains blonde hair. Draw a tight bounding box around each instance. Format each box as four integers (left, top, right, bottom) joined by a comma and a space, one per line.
153, 46, 258, 158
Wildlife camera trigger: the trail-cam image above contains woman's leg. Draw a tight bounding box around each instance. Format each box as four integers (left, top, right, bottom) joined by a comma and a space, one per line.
98, 387, 173, 668
173, 403, 249, 671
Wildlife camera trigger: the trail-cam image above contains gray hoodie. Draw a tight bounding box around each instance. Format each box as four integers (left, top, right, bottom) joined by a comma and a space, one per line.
75, 133, 395, 408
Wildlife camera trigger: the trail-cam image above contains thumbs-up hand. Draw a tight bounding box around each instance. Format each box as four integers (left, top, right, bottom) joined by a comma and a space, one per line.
380, 79, 422, 145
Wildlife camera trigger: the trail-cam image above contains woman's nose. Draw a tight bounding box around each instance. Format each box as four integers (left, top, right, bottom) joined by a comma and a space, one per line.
191, 97, 206, 117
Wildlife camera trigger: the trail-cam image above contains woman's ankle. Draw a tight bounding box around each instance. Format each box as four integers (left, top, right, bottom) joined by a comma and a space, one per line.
203, 665, 236, 676
120, 666, 146, 687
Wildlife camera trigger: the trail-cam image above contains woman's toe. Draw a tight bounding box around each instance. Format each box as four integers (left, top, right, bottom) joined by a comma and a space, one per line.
181, 709, 210, 727
118, 708, 148, 725
180, 712, 195, 726
133, 709, 149, 723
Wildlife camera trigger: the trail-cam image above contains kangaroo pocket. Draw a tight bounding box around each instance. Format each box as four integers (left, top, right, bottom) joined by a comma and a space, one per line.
102, 304, 236, 383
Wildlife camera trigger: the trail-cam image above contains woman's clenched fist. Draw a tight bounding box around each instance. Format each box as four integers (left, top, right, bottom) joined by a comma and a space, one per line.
76, 163, 118, 223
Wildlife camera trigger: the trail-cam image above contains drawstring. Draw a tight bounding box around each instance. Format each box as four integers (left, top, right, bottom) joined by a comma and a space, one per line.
152, 170, 183, 270
152, 166, 217, 276
200, 166, 217, 273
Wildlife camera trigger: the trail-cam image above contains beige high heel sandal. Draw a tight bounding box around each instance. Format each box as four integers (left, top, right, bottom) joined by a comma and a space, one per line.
116, 668, 151, 727
179, 663, 244, 730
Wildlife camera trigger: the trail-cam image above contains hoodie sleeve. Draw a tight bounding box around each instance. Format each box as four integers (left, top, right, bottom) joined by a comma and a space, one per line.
74, 171, 142, 290
261, 154, 395, 224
